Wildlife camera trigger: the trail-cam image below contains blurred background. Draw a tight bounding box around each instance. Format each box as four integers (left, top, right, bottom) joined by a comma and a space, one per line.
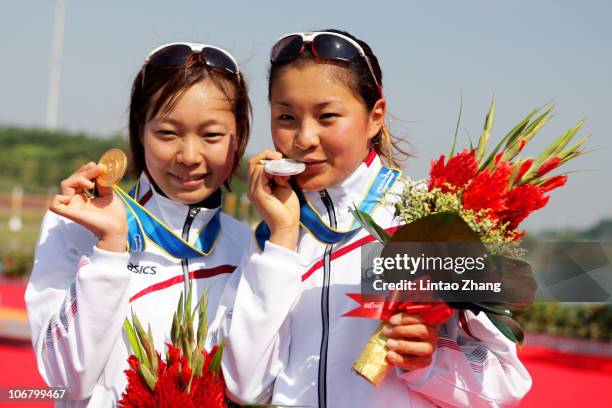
0, 0, 610, 406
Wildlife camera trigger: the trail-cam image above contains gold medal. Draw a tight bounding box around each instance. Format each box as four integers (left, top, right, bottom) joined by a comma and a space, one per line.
97, 149, 128, 187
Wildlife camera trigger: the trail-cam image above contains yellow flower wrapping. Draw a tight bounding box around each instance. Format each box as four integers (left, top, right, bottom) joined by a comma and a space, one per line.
352, 323, 391, 386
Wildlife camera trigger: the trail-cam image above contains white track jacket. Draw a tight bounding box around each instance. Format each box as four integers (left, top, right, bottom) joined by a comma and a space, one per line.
26, 173, 250, 407
222, 151, 532, 408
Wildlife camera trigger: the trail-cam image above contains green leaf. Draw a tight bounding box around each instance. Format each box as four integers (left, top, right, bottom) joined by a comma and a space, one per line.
488, 256, 536, 312
138, 363, 157, 392
476, 97, 495, 163
505, 106, 554, 160
480, 106, 540, 170
148, 323, 158, 374
351, 207, 390, 243
449, 93, 463, 158
197, 294, 209, 350
132, 312, 152, 369
171, 313, 180, 348
123, 318, 142, 362
502, 108, 541, 150
471, 302, 512, 317
199, 290, 208, 316
388, 211, 481, 244
192, 351, 205, 377
190, 305, 197, 326
186, 282, 193, 319
187, 309, 195, 344
466, 129, 474, 150
557, 135, 590, 162
533, 119, 585, 170
530, 169, 595, 186
182, 334, 192, 363
177, 292, 184, 323
519, 105, 554, 142
486, 313, 525, 345
209, 341, 225, 381
552, 119, 585, 157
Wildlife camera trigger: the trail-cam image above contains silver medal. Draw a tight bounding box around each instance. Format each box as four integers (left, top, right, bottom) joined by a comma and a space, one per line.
262, 158, 306, 176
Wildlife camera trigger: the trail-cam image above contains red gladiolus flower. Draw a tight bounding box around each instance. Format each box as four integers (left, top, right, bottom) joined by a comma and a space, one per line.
119, 345, 227, 408
494, 151, 504, 165
429, 149, 478, 193
516, 139, 527, 154
540, 175, 568, 192
496, 184, 550, 231
462, 160, 514, 216
536, 157, 561, 177
515, 159, 534, 182
191, 346, 226, 408
513, 231, 527, 240
119, 355, 159, 407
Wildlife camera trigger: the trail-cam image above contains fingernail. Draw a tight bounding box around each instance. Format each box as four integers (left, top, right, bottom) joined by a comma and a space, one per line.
386, 339, 398, 348
382, 325, 392, 335
389, 314, 401, 325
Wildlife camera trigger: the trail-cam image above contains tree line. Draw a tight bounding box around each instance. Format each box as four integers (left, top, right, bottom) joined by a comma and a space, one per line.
0, 126, 128, 193
0, 126, 248, 195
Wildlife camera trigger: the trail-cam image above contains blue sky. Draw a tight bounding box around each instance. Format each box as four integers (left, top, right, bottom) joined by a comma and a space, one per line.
1, 0, 610, 231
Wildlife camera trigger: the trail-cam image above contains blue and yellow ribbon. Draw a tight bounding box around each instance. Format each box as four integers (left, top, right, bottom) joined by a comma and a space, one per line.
114, 185, 221, 259
255, 166, 400, 250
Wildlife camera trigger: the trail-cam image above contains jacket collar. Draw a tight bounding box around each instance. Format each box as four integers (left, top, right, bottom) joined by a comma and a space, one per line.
133, 172, 221, 237
302, 149, 384, 228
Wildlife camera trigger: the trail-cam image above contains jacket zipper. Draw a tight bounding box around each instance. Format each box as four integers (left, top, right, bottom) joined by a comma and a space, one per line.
318, 189, 336, 408
181, 206, 200, 296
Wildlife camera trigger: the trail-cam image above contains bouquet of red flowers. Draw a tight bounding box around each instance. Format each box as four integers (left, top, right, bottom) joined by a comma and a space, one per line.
399, 99, 588, 244
119, 285, 227, 408
349, 100, 589, 385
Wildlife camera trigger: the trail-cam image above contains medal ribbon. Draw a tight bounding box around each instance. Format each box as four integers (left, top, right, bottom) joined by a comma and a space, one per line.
255, 166, 400, 250
113, 185, 221, 258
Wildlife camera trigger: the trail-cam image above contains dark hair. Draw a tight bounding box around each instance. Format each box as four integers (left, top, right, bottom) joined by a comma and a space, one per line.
128, 50, 251, 189
268, 29, 410, 168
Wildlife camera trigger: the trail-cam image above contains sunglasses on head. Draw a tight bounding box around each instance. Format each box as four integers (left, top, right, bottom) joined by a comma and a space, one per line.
143, 42, 240, 77
270, 32, 382, 93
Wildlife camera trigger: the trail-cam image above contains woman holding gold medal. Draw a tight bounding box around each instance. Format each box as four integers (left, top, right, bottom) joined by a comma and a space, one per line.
222, 30, 532, 407
25, 42, 252, 406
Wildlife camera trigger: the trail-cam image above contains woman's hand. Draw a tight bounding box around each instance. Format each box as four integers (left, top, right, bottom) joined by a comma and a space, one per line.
49, 162, 128, 253
247, 150, 300, 250
383, 312, 439, 372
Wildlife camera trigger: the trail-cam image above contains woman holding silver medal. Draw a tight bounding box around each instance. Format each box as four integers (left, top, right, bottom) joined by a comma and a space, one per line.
222, 30, 532, 407
25, 42, 252, 406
